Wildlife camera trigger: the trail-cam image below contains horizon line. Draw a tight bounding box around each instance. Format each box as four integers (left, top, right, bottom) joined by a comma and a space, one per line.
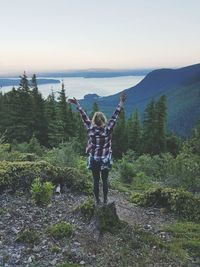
1, 62, 200, 78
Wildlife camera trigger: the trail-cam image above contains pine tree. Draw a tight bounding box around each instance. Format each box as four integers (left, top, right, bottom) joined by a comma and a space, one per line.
19, 71, 30, 92
57, 82, 73, 141
154, 95, 167, 153
3, 88, 21, 141
112, 108, 127, 158
142, 96, 167, 155
90, 102, 99, 119
16, 72, 33, 142
45, 91, 63, 147
30, 74, 48, 146
142, 99, 157, 154
191, 119, 200, 155
127, 110, 141, 155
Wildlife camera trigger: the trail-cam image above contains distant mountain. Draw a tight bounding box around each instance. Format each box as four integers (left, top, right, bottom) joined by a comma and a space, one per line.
0, 78, 60, 87
79, 63, 200, 137
37, 69, 151, 78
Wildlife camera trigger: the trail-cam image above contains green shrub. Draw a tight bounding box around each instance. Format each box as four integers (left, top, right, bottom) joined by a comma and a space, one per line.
62, 167, 92, 194
130, 187, 200, 221
0, 143, 11, 152
0, 150, 39, 162
16, 228, 39, 244
0, 160, 61, 192
165, 152, 200, 192
43, 142, 79, 168
110, 178, 132, 194
0, 160, 92, 194
131, 172, 152, 190
31, 177, 54, 205
74, 197, 95, 220
47, 221, 73, 240
27, 134, 44, 156
12, 142, 29, 153
119, 159, 135, 184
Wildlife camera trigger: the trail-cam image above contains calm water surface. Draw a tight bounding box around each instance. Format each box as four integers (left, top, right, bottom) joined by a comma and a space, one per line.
1, 76, 144, 99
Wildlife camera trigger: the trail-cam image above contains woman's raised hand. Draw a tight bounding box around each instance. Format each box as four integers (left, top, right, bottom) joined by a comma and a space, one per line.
68, 97, 79, 106
120, 92, 126, 103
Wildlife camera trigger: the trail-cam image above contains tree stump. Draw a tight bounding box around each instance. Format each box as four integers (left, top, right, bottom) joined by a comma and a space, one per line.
93, 201, 126, 234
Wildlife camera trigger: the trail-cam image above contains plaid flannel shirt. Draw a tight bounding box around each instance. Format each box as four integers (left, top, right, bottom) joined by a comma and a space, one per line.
77, 103, 122, 159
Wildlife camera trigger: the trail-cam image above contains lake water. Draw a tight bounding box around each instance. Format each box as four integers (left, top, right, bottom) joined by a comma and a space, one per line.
1, 75, 144, 99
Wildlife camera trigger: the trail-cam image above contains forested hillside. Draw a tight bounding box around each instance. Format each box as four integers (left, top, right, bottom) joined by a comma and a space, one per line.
80, 63, 200, 137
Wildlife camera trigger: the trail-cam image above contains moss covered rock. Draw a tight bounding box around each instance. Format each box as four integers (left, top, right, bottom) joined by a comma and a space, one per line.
94, 202, 127, 234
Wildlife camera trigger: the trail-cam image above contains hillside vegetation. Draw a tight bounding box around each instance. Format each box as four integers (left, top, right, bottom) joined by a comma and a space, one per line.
80, 63, 200, 136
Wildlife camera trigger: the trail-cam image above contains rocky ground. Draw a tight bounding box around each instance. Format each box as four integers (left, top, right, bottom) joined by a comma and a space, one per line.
0, 187, 187, 267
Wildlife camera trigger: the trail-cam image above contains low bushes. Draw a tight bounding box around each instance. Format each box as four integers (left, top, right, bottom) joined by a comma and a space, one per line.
119, 159, 135, 183
130, 187, 200, 221
0, 160, 92, 194
31, 177, 54, 205
0, 151, 39, 162
73, 197, 95, 220
15, 228, 39, 244
47, 221, 73, 240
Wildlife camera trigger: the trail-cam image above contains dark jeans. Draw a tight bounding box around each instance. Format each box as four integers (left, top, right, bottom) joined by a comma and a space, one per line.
91, 159, 109, 202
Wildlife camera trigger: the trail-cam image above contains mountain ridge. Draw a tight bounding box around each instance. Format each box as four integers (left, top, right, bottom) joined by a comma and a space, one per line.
79, 63, 200, 137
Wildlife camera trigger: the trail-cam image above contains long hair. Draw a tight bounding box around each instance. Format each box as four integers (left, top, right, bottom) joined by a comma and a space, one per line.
92, 112, 107, 127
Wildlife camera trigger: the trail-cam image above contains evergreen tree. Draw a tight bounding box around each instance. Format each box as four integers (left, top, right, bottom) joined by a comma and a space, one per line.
31, 74, 48, 146
90, 102, 99, 119
57, 82, 73, 141
154, 95, 167, 153
166, 132, 181, 156
191, 119, 200, 155
4, 88, 21, 141
44, 91, 63, 147
16, 72, 33, 142
112, 108, 127, 158
142, 99, 157, 154
19, 71, 30, 92
142, 96, 167, 155
127, 110, 141, 155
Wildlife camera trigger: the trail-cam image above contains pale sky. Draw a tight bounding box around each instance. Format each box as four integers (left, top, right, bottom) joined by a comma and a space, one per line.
0, 0, 200, 75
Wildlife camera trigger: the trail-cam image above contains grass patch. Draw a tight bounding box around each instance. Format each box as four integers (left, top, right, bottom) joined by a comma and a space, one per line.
0, 208, 7, 215
15, 228, 39, 244
47, 221, 73, 240
73, 197, 95, 220
110, 178, 132, 194
163, 222, 200, 263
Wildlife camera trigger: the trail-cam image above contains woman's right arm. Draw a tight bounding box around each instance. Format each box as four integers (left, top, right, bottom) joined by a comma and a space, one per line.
68, 97, 91, 130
